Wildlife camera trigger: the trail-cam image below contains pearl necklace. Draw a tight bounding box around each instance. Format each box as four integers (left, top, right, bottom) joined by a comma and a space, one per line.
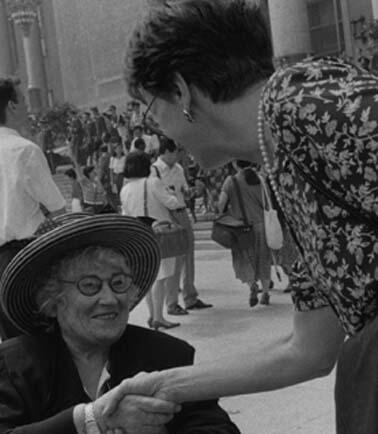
257, 97, 283, 210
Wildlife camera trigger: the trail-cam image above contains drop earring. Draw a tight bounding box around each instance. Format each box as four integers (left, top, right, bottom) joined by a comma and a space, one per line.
183, 109, 194, 123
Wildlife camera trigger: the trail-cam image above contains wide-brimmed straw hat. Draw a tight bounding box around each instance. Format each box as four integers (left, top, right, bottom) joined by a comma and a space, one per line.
0, 214, 160, 335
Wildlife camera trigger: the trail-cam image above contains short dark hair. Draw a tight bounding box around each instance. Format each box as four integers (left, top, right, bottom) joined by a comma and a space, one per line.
236, 160, 252, 169
236, 160, 260, 186
124, 152, 151, 178
64, 168, 77, 180
125, 0, 274, 103
159, 136, 177, 155
134, 138, 146, 151
0, 78, 20, 124
133, 125, 143, 133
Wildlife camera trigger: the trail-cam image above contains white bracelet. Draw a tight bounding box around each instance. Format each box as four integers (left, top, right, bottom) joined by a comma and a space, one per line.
84, 403, 101, 434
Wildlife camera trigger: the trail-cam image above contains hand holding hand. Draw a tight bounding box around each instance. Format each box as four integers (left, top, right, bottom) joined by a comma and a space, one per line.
102, 371, 169, 416
105, 394, 178, 434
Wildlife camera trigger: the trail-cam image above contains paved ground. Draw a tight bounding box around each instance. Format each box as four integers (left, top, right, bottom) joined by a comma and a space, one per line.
130, 225, 336, 434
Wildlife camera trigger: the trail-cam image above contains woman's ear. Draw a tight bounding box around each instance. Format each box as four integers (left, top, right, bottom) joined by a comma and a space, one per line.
45, 294, 67, 318
44, 302, 58, 318
173, 73, 192, 110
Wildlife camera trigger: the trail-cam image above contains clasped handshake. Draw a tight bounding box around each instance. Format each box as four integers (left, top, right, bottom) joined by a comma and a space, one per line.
92, 371, 179, 434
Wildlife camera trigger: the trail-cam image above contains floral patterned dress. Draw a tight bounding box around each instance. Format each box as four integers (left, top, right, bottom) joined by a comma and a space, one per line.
262, 57, 378, 337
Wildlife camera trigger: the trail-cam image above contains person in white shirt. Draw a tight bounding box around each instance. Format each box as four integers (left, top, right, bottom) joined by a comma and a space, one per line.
129, 101, 144, 130
152, 138, 213, 315
120, 152, 182, 330
109, 143, 127, 194
0, 77, 66, 339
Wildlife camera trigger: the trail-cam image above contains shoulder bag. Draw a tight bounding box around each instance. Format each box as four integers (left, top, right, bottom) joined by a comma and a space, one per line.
259, 174, 283, 250
144, 179, 189, 258
211, 177, 254, 249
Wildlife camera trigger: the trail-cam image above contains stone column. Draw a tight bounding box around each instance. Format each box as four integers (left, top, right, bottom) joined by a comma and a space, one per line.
0, 0, 13, 76
339, 0, 354, 58
268, 0, 312, 64
6, 0, 46, 113
372, 0, 378, 20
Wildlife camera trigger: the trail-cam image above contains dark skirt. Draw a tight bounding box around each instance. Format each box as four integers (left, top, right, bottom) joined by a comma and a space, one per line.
231, 222, 271, 284
114, 173, 125, 195
335, 316, 378, 433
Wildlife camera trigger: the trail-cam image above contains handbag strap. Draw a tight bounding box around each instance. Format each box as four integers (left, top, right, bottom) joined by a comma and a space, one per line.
258, 174, 274, 211
152, 165, 161, 179
232, 177, 249, 225
143, 179, 148, 216
288, 155, 378, 226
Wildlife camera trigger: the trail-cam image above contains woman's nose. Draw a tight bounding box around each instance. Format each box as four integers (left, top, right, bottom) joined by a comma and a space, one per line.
98, 282, 118, 303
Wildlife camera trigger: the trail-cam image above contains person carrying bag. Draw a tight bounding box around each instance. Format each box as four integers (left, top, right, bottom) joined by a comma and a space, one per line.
211, 177, 254, 249
216, 161, 273, 306
144, 179, 189, 259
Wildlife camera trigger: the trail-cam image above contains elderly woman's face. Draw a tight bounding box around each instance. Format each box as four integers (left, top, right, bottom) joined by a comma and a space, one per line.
54, 254, 136, 349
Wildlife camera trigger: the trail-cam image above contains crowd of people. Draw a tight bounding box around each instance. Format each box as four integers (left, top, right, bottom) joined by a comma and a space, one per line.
0, 0, 377, 433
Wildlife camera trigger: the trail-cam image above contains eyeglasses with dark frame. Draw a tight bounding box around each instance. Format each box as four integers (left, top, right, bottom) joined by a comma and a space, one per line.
142, 95, 157, 125
59, 272, 134, 296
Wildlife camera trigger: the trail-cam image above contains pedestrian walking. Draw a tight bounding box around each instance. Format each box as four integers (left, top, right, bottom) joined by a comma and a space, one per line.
106, 2, 378, 433
69, 144, 108, 214
110, 143, 126, 195
218, 160, 272, 306
152, 137, 213, 315
120, 152, 181, 330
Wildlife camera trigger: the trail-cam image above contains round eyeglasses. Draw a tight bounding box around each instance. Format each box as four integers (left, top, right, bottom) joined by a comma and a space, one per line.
59, 272, 134, 296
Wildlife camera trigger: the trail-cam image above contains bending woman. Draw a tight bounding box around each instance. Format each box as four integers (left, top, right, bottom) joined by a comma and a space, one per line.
121, 152, 182, 330
106, 2, 378, 433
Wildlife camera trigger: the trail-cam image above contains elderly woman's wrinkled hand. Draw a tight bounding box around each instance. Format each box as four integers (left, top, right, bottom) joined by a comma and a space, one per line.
107, 394, 176, 433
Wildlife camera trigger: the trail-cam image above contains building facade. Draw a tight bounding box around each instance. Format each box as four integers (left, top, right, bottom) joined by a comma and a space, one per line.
268, 0, 376, 63
1, 0, 145, 114
1, 0, 377, 114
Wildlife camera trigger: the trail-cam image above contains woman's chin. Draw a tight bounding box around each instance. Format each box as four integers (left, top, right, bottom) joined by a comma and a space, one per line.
90, 321, 128, 344
93, 328, 126, 345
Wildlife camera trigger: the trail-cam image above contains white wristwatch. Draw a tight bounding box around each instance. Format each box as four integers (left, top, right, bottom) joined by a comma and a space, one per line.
84, 403, 101, 434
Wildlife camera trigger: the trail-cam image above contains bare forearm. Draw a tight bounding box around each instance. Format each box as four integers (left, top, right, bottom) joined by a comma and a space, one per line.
108, 309, 343, 417
158, 335, 327, 403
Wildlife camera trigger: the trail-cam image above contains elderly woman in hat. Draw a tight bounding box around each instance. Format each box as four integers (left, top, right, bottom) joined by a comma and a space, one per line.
0, 214, 240, 434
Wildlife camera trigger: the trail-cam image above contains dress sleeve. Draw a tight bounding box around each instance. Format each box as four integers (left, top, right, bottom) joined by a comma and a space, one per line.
290, 260, 330, 312
0, 357, 77, 434
263, 58, 378, 218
